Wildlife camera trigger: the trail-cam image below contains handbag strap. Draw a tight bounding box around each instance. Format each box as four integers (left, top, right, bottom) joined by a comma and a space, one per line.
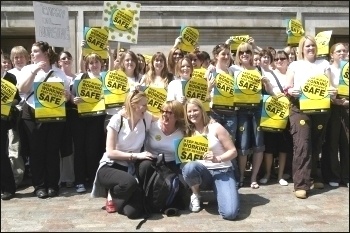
270, 71, 284, 93
26, 70, 55, 101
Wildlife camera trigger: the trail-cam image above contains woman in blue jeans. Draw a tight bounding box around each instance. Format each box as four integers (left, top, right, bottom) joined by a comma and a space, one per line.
182, 98, 240, 220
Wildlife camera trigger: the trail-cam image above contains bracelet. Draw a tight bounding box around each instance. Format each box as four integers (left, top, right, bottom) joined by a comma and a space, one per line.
31, 70, 37, 75
217, 156, 222, 163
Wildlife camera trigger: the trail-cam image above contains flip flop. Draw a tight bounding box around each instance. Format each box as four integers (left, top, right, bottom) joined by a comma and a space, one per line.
250, 182, 259, 189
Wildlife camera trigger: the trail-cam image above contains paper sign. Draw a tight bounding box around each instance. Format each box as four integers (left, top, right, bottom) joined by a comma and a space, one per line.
174, 135, 208, 164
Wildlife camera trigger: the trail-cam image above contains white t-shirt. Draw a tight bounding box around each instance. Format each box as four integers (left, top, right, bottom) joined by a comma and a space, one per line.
287, 59, 330, 90
8, 67, 26, 106
20, 64, 70, 108
196, 123, 233, 170
145, 120, 184, 162
166, 79, 184, 102
329, 65, 341, 88
267, 69, 288, 94
106, 111, 153, 167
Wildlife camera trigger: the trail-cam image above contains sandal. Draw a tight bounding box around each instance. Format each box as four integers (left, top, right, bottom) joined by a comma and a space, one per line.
250, 182, 259, 189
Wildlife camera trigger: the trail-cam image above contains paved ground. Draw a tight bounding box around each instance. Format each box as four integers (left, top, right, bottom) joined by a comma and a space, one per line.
1, 174, 349, 232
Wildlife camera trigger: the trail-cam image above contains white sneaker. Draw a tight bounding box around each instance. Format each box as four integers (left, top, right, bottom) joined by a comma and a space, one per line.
76, 184, 86, 193
279, 179, 288, 186
329, 182, 339, 187
189, 194, 201, 212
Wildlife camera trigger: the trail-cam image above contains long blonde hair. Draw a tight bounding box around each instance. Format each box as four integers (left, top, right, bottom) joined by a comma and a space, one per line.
161, 100, 186, 133
297, 35, 318, 61
124, 90, 147, 128
184, 98, 211, 137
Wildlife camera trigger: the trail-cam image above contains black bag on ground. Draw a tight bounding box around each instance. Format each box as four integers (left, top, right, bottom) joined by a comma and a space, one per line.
143, 153, 180, 214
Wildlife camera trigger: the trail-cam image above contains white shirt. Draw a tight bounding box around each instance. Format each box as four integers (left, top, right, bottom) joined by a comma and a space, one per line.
329, 65, 341, 87
20, 64, 70, 108
106, 111, 153, 167
166, 79, 184, 102
288, 59, 330, 90
8, 67, 26, 106
145, 120, 184, 162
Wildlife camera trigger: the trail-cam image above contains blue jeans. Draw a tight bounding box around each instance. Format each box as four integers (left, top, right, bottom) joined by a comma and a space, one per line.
182, 161, 240, 220
236, 107, 265, 156
210, 110, 240, 183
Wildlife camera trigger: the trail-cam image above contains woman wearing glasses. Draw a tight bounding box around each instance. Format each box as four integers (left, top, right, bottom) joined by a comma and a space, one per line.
259, 50, 293, 186
91, 90, 156, 219
137, 100, 189, 211
232, 42, 273, 189
321, 42, 349, 188
167, 47, 184, 80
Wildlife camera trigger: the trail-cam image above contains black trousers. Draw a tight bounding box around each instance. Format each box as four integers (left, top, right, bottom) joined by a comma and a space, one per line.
98, 164, 144, 219
321, 104, 349, 184
1, 121, 16, 194
22, 119, 64, 192
71, 111, 106, 185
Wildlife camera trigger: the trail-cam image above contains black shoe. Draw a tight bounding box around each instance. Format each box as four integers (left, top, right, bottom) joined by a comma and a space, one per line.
47, 188, 58, 197
1, 192, 15, 200
35, 189, 48, 199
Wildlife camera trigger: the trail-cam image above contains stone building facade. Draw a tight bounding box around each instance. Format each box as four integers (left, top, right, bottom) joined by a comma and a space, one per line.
1, 1, 348, 72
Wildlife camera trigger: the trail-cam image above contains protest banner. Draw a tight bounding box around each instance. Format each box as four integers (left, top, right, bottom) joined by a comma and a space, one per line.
229, 35, 250, 53
299, 74, 330, 113
140, 86, 167, 117
338, 61, 349, 99
192, 68, 206, 79
34, 82, 66, 122
315, 30, 333, 57
286, 19, 305, 47
102, 1, 141, 43
182, 78, 210, 112
178, 26, 199, 53
211, 71, 235, 110
83, 27, 109, 59
174, 135, 209, 164
101, 69, 130, 109
1, 79, 17, 119
233, 69, 262, 107
33, 1, 70, 48
143, 54, 152, 65
74, 78, 105, 117
260, 95, 290, 132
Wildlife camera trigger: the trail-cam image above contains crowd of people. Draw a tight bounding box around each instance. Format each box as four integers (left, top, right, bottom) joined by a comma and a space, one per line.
1, 34, 349, 221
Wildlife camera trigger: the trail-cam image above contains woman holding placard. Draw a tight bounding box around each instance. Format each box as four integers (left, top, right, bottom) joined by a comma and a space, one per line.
231, 42, 273, 189
259, 50, 293, 186
17, 41, 71, 198
321, 42, 349, 188
181, 98, 239, 220
285, 35, 337, 199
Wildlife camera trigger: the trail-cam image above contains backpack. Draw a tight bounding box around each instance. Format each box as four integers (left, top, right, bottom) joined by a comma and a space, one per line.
143, 153, 180, 214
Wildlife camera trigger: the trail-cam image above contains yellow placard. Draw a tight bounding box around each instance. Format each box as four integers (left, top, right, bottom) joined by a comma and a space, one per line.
1, 79, 17, 118
174, 135, 208, 164
260, 95, 290, 132
142, 86, 167, 117
83, 27, 109, 59
300, 74, 330, 113
75, 78, 105, 117
102, 1, 141, 44
315, 30, 333, 57
286, 19, 305, 46
34, 82, 66, 122
192, 68, 206, 79
212, 71, 235, 110
143, 54, 152, 64
234, 70, 262, 107
338, 61, 349, 98
102, 70, 129, 109
229, 35, 250, 52
182, 78, 209, 112
178, 26, 199, 53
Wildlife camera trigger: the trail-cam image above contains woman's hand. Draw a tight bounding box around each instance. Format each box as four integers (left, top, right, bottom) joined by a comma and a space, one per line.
135, 151, 154, 160
203, 151, 214, 161
328, 87, 338, 97
73, 96, 83, 104
173, 36, 182, 48
287, 87, 301, 98
81, 40, 87, 48
64, 90, 71, 102
179, 96, 187, 104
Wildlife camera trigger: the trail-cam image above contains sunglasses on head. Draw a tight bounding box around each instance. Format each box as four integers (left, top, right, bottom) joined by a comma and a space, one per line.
238, 50, 252, 55
274, 57, 287, 61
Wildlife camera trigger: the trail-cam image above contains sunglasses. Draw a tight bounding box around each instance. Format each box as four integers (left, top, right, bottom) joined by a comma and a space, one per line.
160, 109, 173, 115
130, 90, 139, 100
173, 52, 183, 56
238, 50, 252, 55
274, 57, 287, 61
60, 57, 72, 61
